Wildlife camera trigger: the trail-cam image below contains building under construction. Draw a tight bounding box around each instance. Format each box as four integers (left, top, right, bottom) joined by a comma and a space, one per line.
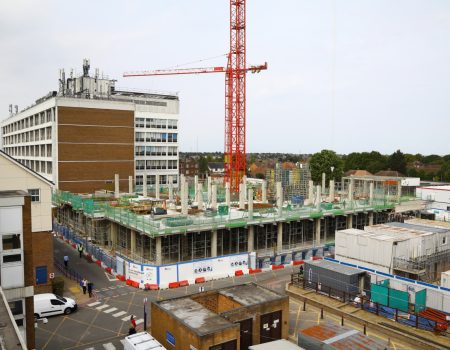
266, 163, 311, 203
52, 173, 425, 288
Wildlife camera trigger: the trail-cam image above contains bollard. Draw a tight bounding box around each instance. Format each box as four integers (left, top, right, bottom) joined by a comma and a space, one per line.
341, 315, 344, 326
320, 308, 324, 320
363, 324, 367, 335
303, 300, 306, 311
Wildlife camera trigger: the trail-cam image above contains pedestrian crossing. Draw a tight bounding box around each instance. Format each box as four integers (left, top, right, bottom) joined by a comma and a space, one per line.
84, 340, 124, 350
86, 301, 143, 325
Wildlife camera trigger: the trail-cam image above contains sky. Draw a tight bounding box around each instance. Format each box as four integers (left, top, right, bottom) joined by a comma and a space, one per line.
0, 0, 449, 155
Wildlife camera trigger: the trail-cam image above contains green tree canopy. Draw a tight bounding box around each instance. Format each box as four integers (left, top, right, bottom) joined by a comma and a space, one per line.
309, 150, 343, 183
387, 150, 407, 174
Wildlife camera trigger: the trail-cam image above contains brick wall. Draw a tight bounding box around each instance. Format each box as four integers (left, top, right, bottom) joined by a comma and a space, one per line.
57, 106, 134, 194
32, 231, 54, 294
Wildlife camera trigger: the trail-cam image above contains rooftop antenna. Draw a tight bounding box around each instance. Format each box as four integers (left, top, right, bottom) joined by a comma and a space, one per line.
95, 68, 99, 79
82, 58, 90, 77
59, 69, 66, 95
8, 104, 12, 116
14, 105, 18, 114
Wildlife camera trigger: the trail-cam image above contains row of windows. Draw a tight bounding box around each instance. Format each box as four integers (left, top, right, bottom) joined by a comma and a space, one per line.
135, 132, 178, 143
16, 159, 52, 174
135, 175, 178, 185
135, 146, 178, 156
135, 118, 178, 129
3, 127, 52, 145
4, 145, 52, 158
2, 109, 53, 135
136, 160, 178, 170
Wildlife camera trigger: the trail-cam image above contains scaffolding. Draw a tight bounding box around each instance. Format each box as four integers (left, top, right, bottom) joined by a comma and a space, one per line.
266, 163, 311, 202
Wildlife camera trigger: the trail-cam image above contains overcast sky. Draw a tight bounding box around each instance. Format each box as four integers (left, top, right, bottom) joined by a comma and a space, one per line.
1, 1, 449, 155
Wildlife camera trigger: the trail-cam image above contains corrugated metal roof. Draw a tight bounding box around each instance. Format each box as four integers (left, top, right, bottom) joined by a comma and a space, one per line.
304, 259, 365, 276
299, 323, 387, 350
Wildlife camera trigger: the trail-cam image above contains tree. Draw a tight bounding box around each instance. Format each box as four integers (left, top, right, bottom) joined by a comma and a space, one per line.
387, 150, 407, 174
309, 150, 343, 183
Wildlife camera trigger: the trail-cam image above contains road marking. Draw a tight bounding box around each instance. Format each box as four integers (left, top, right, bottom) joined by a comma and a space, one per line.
135, 318, 144, 325
96, 304, 110, 310
109, 286, 116, 289
87, 301, 101, 307
105, 271, 118, 281
102, 343, 116, 350
112, 311, 126, 317
85, 348, 95, 350
121, 315, 131, 321
104, 307, 118, 313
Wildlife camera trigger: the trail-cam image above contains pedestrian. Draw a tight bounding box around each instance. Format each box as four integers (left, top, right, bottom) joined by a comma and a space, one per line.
87, 281, 93, 298
130, 315, 137, 329
63, 255, 69, 268
81, 278, 87, 295
77, 243, 84, 258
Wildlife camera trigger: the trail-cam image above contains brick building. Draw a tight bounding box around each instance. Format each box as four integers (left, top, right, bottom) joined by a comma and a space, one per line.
1, 59, 179, 194
151, 283, 289, 350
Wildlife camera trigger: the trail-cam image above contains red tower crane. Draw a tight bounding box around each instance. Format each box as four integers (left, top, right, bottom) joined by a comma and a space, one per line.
123, 0, 266, 193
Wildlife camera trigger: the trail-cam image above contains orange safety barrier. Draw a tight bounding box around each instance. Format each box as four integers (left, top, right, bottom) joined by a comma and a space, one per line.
312, 256, 322, 261
145, 283, 159, 290
95, 260, 102, 266
104, 267, 112, 274
116, 274, 125, 281
293, 260, 305, 266
235, 270, 244, 276
126, 279, 132, 286
195, 277, 205, 284
249, 268, 262, 274
272, 265, 285, 270
131, 281, 140, 288
168, 282, 180, 289
179, 280, 189, 287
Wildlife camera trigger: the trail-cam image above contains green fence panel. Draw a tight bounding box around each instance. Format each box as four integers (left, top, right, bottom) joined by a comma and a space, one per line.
415, 289, 427, 313
371, 283, 388, 306
389, 288, 409, 312
379, 279, 389, 288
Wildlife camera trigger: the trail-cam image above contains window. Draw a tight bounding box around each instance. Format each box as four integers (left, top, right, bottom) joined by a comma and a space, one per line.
135, 175, 143, 186
2, 234, 21, 250
3, 254, 21, 263
8, 300, 23, 315
28, 189, 40, 202
50, 299, 64, 306
135, 132, 144, 142
135, 160, 145, 170
135, 118, 145, 128
168, 133, 177, 143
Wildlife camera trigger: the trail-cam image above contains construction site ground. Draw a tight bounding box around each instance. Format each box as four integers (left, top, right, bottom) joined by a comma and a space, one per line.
287, 284, 450, 350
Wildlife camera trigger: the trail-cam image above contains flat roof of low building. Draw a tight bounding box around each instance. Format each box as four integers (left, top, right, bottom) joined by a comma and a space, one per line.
219, 283, 286, 306
340, 227, 423, 242
304, 259, 365, 276
385, 221, 449, 234
157, 298, 236, 336
249, 339, 305, 350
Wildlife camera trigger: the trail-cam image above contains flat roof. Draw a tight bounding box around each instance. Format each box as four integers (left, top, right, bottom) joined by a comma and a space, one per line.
304, 259, 365, 276
249, 339, 305, 350
385, 221, 449, 234
219, 283, 285, 306
157, 298, 236, 336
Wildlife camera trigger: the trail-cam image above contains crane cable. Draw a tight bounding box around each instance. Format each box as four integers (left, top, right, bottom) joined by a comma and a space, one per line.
161, 53, 228, 71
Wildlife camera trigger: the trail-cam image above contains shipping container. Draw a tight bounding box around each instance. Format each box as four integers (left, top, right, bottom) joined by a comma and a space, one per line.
304, 259, 367, 297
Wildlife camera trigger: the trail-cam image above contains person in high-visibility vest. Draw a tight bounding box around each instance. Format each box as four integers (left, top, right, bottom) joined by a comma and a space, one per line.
77, 243, 84, 258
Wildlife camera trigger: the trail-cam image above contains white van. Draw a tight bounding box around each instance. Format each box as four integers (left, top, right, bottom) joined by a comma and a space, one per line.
34, 293, 77, 318
123, 332, 167, 350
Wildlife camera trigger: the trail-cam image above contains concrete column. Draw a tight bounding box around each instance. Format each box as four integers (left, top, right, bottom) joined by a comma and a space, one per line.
182, 179, 188, 215
308, 180, 314, 203
397, 181, 402, 202
248, 225, 254, 252
211, 184, 217, 210
242, 175, 247, 201
348, 178, 354, 201
155, 236, 162, 265
248, 188, 254, 219
168, 176, 173, 201
207, 176, 212, 203
194, 175, 198, 199
197, 183, 203, 209
329, 180, 335, 202
155, 174, 160, 200
322, 173, 326, 194
347, 214, 353, 229
341, 178, 345, 195
238, 184, 244, 209
262, 180, 267, 203
277, 222, 283, 253
369, 182, 374, 205
315, 218, 321, 246
143, 174, 148, 197
114, 173, 120, 198
130, 230, 136, 255
110, 222, 118, 248
276, 181, 283, 216
225, 182, 231, 207
128, 176, 133, 194
363, 180, 368, 197
316, 185, 322, 210
368, 212, 374, 226
211, 230, 217, 257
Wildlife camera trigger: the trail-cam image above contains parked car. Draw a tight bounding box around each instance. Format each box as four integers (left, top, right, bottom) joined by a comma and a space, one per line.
34, 293, 77, 318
